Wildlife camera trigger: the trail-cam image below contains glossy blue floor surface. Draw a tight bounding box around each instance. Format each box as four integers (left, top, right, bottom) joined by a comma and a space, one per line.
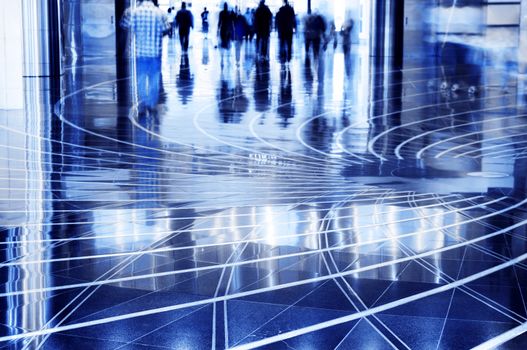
1, 36, 527, 349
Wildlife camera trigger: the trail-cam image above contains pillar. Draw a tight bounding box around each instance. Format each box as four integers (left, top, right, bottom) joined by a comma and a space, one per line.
519, 0, 527, 73
370, 0, 405, 68
22, 0, 63, 78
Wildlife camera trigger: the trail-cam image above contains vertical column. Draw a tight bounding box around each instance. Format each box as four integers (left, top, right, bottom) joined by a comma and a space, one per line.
519, 0, 527, 73
116, 0, 132, 107
116, 0, 132, 60
369, 0, 405, 68
0, 1, 24, 109
22, 0, 62, 78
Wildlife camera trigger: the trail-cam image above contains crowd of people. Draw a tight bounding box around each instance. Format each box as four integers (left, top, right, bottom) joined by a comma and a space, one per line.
127, 0, 354, 62
120, 0, 355, 113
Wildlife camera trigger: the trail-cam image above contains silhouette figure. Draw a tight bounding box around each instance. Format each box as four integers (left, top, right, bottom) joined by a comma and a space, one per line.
254, 0, 273, 60
175, 2, 194, 52
234, 8, 248, 65
201, 7, 209, 34
218, 3, 235, 66
244, 8, 255, 41
304, 11, 326, 60
276, 0, 297, 63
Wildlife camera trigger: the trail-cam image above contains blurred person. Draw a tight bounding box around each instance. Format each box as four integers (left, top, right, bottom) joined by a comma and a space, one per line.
244, 8, 254, 41
324, 20, 338, 51
175, 1, 194, 52
233, 7, 248, 66
254, 0, 273, 61
201, 7, 209, 35
341, 17, 354, 54
218, 2, 235, 67
275, 0, 297, 63
304, 10, 326, 60
167, 7, 176, 37
341, 16, 354, 76
120, 0, 170, 112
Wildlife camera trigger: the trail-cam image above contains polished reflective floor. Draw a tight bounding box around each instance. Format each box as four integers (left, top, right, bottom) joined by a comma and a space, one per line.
2, 34, 527, 349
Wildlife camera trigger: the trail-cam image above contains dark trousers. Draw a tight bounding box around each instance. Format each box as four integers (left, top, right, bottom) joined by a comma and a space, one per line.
136, 57, 161, 109
279, 33, 293, 62
179, 29, 190, 52
256, 34, 270, 59
305, 37, 321, 59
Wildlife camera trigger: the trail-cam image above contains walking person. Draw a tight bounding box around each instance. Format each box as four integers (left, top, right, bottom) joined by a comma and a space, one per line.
234, 7, 248, 66
218, 2, 235, 67
244, 8, 254, 41
175, 2, 194, 53
304, 11, 326, 60
201, 7, 209, 36
275, 0, 296, 63
341, 16, 354, 75
167, 7, 176, 37
254, 0, 273, 61
120, 0, 170, 113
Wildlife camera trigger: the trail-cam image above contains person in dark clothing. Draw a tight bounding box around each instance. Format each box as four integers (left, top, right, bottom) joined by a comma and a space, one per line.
218, 2, 235, 66
275, 0, 296, 63
201, 7, 209, 34
218, 3, 234, 49
341, 17, 354, 76
341, 18, 354, 54
254, 0, 273, 60
175, 2, 194, 52
304, 11, 326, 59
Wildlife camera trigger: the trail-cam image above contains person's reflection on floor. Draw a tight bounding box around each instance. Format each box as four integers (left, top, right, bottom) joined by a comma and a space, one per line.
254, 60, 271, 112
120, 0, 170, 114
317, 53, 326, 97
233, 69, 249, 119
177, 54, 194, 105
137, 58, 162, 114
277, 64, 295, 128
303, 57, 314, 96
202, 38, 210, 65
217, 69, 249, 124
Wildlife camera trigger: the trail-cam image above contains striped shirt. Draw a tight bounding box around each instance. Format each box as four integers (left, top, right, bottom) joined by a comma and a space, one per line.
121, 2, 170, 58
